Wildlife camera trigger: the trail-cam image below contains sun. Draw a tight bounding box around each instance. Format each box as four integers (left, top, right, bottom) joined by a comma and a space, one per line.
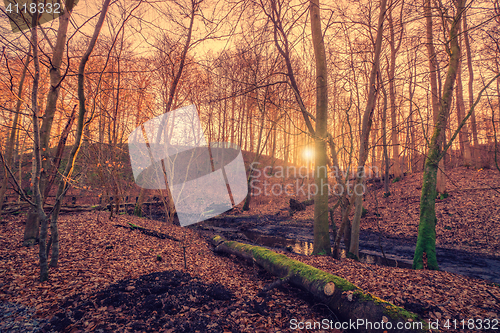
303, 147, 314, 161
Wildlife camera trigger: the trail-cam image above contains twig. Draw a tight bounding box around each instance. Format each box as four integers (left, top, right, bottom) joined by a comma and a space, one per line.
0, 147, 35, 207
486, 290, 500, 306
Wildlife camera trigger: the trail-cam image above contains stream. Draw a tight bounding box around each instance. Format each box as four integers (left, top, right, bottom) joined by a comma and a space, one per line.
196, 215, 500, 285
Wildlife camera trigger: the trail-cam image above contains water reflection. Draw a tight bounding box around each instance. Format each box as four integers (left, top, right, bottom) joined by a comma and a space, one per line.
242, 231, 412, 269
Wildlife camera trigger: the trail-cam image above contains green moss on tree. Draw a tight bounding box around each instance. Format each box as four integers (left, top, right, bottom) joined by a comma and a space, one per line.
214, 236, 426, 332
413, 162, 439, 270
354, 290, 426, 327
217, 237, 357, 292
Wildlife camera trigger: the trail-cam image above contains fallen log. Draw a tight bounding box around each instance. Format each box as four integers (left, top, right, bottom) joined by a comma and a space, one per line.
114, 223, 180, 242
213, 235, 427, 333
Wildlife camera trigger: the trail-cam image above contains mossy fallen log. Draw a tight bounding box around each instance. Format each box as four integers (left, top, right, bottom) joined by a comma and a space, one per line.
213, 235, 427, 333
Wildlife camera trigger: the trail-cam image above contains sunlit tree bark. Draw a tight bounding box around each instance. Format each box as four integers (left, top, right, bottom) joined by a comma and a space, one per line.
381, 84, 390, 195
310, 0, 330, 255
47, 0, 111, 269
462, 11, 479, 166
388, 0, 403, 179
29, 9, 49, 281
243, 88, 272, 211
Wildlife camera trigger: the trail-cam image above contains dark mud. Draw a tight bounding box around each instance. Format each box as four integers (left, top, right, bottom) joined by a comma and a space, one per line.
42, 270, 237, 332
40, 269, 335, 333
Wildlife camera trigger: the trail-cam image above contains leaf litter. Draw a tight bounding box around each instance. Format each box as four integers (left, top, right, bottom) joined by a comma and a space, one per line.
0, 212, 339, 332
1, 166, 500, 332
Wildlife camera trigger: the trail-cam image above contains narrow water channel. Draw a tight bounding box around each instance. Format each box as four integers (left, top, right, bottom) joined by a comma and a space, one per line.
171, 212, 500, 284
241, 230, 412, 268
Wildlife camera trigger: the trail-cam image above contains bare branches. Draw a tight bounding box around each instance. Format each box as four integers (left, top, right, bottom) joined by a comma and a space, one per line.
0, 147, 35, 207
440, 71, 500, 160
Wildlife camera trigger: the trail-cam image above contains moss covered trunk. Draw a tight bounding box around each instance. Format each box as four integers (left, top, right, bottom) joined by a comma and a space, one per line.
413, 0, 464, 270
213, 236, 426, 332
413, 161, 439, 270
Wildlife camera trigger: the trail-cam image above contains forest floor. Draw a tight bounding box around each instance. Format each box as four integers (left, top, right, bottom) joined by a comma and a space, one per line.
1, 166, 500, 332
220, 166, 500, 257
197, 166, 500, 283
0, 212, 340, 333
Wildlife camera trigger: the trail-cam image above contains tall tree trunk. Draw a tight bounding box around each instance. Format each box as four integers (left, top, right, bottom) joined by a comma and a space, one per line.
39, 0, 77, 192
24, 0, 76, 246
267, 0, 337, 254
270, 118, 277, 173
496, 64, 500, 171
243, 99, 266, 211
134, 1, 196, 221
349, 0, 387, 258
388, 4, 402, 179
382, 85, 390, 194
283, 117, 290, 169
424, 0, 446, 194
413, 0, 464, 270
463, 11, 479, 166
249, 94, 254, 152
408, 50, 417, 172
28, 10, 51, 281
38, 0, 76, 154
48, 0, 111, 268
310, 0, 330, 255
455, 31, 472, 166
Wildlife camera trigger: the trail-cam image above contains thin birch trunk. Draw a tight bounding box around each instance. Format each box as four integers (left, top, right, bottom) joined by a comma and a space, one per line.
349, 0, 387, 258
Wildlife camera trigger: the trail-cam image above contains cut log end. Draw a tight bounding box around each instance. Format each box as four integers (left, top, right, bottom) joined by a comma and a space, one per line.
324, 282, 336, 296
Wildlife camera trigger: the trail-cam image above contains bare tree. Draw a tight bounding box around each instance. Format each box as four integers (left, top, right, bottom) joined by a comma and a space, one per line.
412, 0, 500, 270
133, 0, 208, 224
387, 0, 404, 179
348, 0, 387, 258
46, 0, 112, 270
260, 0, 336, 254
0, 0, 113, 281
455, 25, 472, 165
310, 0, 330, 254
0, 45, 30, 212
23, 0, 78, 246
424, 0, 446, 194
462, 10, 479, 165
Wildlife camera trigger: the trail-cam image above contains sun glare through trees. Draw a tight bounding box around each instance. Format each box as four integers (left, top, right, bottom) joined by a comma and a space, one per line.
1, 0, 500, 332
